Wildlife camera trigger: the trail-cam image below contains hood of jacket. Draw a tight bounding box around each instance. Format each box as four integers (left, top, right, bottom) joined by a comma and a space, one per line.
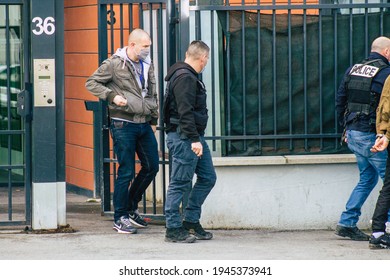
165, 62, 198, 81
113, 47, 152, 92
367, 52, 390, 65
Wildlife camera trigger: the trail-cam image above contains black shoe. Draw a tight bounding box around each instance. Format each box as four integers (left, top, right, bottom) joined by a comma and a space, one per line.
334, 225, 369, 241
165, 227, 196, 243
113, 216, 137, 234
369, 233, 390, 249
183, 221, 213, 240
129, 211, 148, 228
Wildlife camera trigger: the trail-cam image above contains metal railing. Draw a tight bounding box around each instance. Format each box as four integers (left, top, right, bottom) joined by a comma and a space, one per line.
181, 0, 390, 156
97, 1, 169, 217
94, 0, 390, 217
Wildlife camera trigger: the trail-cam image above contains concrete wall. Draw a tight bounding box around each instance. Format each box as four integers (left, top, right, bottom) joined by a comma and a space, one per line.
201, 154, 382, 230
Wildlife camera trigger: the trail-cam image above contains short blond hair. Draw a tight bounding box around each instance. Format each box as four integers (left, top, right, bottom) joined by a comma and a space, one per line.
128, 28, 151, 44
186, 40, 210, 60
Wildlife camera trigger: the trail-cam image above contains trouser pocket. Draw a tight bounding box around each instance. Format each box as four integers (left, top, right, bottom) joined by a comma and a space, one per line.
169, 138, 197, 181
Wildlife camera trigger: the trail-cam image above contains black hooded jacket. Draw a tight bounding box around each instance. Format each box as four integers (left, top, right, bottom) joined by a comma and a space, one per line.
164, 62, 208, 143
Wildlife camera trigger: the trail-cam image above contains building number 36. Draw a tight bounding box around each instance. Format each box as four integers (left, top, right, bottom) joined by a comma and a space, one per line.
32, 17, 56, 35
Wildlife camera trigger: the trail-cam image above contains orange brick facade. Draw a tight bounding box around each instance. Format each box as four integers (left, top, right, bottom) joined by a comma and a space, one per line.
64, 0, 99, 192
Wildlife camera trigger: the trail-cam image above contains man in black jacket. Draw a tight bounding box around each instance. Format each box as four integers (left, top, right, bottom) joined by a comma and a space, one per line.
164, 41, 217, 243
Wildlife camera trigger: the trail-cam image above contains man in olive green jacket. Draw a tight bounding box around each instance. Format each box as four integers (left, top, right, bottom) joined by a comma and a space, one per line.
85, 29, 159, 234
85, 32, 158, 125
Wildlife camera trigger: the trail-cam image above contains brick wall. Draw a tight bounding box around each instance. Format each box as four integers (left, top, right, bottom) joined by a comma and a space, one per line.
64, 0, 99, 192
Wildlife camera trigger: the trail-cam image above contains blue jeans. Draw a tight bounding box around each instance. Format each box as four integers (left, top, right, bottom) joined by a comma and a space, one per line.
338, 130, 389, 227
164, 132, 217, 229
110, 120, 159, 221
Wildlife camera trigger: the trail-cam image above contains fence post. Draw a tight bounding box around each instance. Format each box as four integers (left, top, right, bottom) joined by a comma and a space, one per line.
84, 101, 102, 201
179, 0, 190, 60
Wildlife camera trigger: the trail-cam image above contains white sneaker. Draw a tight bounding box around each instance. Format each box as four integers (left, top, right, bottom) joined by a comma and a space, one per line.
386, 222, 390, 234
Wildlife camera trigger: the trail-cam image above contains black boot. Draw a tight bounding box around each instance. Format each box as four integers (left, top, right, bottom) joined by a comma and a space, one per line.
165, 227, 196, 243
183, 221, 213, 240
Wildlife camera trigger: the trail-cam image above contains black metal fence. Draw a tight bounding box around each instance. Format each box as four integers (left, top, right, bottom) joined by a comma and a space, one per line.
183, 0, 390, 156
94, 0, 390, 216
96, 0, 169, 216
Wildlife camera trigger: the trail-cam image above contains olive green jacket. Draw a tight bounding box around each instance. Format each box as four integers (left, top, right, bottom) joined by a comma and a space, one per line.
85, 47, 158, 125
376, 75, 390, 139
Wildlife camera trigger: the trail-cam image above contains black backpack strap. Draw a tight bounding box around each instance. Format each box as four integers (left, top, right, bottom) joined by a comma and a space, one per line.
163, 69, 193, 128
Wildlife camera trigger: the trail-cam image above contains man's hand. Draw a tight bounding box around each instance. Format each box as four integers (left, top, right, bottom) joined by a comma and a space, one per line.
371, 135, 389, 152
191, 142, 203, 157
113, 95, 127, 107
151, 125, 157, 133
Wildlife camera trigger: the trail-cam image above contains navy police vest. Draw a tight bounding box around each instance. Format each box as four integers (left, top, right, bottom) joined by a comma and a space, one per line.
346, 58, 388, 116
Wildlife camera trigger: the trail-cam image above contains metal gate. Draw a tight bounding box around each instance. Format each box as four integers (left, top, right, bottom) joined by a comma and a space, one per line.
0, 0, 32, 226
94, 1, 390, 219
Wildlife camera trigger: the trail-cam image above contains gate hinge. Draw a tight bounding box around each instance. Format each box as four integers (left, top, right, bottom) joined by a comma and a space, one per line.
169, 17, 179, 24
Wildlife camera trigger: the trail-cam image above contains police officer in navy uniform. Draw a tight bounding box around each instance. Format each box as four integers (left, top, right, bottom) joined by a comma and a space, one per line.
335, 37, 390, 241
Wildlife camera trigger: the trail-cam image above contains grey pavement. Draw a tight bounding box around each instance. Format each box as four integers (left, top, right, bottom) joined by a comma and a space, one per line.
0, 192, 389, 260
